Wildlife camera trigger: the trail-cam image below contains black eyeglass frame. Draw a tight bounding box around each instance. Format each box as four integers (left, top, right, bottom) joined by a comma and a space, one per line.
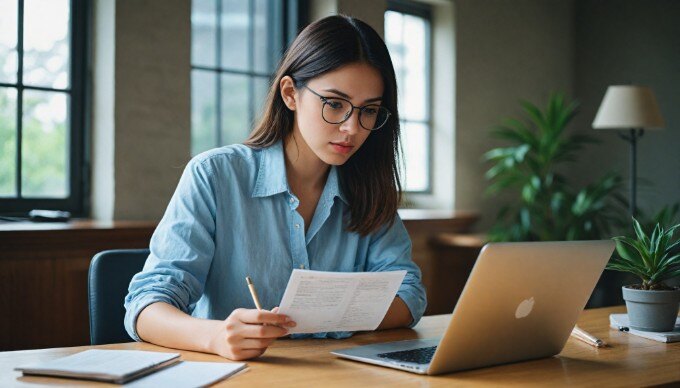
302, 85, 392, 131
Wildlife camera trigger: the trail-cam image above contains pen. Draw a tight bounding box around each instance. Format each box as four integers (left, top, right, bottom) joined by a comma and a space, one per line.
245, 276, 263, 310
571, 325, 606, 348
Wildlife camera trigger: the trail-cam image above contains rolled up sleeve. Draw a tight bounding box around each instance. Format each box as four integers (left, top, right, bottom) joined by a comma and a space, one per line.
124, 158, 218, 341
365, 215, 427, 328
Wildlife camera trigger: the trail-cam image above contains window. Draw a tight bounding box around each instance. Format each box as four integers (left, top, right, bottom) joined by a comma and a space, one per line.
0, 0, 89, 215
385, 1, 432, 193
191, 0, 297, 156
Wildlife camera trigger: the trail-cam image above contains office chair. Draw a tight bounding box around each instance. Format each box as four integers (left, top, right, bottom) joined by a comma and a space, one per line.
88, 249, 149, 345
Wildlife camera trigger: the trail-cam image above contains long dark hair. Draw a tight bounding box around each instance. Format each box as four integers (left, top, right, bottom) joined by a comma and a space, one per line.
245, 15, 401, 236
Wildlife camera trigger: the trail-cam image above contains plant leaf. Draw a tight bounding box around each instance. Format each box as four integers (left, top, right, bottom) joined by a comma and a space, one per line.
633, 218, 651, 247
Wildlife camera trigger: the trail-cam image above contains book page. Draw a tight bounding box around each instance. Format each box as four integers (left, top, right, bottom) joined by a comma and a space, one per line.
278, 270, 406, 333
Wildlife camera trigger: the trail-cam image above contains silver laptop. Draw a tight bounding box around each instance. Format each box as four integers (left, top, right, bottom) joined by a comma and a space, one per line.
332, 240, 615, 375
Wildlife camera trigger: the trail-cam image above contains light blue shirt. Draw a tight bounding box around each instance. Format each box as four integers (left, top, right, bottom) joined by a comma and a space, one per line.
124, 140, 427, 340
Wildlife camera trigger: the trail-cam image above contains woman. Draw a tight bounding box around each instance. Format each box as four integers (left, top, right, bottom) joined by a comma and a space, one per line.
124, 15, 427, 361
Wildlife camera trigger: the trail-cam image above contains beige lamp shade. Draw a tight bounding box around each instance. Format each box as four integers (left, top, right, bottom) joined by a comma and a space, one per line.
592, 85, 665, 130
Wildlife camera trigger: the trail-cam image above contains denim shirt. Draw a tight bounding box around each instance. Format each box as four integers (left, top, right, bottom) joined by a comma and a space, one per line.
124, 140, 427, 340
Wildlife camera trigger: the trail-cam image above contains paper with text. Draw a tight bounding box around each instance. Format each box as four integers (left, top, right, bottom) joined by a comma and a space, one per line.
278, 269, 406, 334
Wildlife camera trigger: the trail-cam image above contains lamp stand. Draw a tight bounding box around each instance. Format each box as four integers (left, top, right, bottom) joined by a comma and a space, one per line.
618, 129, 644, 217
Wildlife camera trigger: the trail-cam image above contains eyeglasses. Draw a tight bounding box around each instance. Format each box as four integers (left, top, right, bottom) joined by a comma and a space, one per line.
302, 85, 391, 131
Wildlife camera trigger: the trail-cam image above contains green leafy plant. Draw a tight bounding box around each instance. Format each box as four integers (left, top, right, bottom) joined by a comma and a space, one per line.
607, 218, 680, 290
484, 93, 628, 242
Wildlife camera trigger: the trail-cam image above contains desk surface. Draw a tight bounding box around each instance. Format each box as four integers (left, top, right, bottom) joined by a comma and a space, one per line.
2, 306, 678, 387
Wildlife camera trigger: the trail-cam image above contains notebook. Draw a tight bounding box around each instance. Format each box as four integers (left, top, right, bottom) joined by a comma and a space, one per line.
15, 349, 180, 384
609, 314, 680, 343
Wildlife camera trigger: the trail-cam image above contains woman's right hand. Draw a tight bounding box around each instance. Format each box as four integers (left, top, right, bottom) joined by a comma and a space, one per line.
208, 307, 296, 360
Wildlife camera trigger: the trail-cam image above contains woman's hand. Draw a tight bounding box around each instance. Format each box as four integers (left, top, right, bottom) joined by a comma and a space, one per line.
208, 307, 296, 360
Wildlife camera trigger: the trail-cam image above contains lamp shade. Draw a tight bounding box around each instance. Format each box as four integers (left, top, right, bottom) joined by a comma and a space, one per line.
592, 85, 665, 130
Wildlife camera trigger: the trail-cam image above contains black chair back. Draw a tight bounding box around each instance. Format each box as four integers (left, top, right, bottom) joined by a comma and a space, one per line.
88, 249, 149, 345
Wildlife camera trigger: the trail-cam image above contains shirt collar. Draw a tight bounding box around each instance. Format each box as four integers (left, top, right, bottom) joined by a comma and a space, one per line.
322, 165, 349, 206
252, 140, 289, 198
251, 140, 348, 205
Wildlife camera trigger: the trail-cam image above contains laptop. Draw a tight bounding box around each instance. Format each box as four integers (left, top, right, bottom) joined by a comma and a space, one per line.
332, 240, 615, 375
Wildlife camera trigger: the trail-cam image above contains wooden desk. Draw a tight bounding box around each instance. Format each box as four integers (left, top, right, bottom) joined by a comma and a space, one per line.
2, 306, 678, 387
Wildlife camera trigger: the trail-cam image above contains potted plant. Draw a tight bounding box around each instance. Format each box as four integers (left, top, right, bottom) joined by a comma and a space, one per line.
607, 218, 680, 332
483, 93, 628, 242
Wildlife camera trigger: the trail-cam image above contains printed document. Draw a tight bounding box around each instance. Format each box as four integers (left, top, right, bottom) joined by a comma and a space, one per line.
278, 269, 406, 334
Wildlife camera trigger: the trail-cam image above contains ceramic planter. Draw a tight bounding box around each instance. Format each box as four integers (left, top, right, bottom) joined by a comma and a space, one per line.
622, 286, 680, 332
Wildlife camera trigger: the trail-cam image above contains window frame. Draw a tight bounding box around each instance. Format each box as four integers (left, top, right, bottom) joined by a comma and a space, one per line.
0, 0, 91, 216
190, 0, 299, 153
386, 0, 434, 194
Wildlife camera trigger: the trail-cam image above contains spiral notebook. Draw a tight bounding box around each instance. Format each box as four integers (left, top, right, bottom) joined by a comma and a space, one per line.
609, 314, 680, 343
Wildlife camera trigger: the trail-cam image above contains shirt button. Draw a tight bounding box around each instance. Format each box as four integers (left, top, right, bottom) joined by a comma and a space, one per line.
299, 264, 305, 269
289, 197, 295, 203
294, 223, 300, 229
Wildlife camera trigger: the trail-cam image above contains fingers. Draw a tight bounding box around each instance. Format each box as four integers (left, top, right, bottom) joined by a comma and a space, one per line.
238, 308, 293, 326
268, 307, 295, 328
240, 323, 289, 339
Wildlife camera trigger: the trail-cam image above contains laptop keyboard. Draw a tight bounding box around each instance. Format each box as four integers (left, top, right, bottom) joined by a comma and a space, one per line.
376, 346, 437, 365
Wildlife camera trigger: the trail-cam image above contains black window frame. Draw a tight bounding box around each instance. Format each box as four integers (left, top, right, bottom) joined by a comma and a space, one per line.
190, 0, 300, 153
386, 0, 434, 194
0, 0, 91, 217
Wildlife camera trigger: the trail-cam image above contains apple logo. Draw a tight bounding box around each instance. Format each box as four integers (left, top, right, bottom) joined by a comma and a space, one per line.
515, 297, 535, 319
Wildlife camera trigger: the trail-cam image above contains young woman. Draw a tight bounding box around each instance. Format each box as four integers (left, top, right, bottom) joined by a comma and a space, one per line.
124, 15, 426, 361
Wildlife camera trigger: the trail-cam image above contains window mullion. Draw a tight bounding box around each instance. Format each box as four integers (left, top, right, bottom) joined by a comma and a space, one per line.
267, 0, 274, 72
247, 0, 255, 130
425, 16, 433, 194
2, 83, 71, 93
70, 0, 88, 214
16, 0, 25, 198
215, 0, 222, 147
191, 65, 270, 78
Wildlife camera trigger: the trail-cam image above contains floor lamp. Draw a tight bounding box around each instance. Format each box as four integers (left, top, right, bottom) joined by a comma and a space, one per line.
592, 85, 665, 217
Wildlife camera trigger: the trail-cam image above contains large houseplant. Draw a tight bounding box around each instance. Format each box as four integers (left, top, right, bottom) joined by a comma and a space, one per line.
607, 218, 680, 331
484, 93, 628, 242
